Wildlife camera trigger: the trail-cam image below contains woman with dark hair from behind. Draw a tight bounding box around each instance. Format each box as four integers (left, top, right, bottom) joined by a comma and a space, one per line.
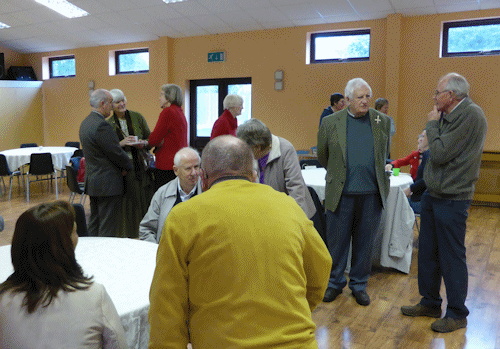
0, 201, 128, 349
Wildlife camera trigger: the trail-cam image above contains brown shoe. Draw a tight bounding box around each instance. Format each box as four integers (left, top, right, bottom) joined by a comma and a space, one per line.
401, 304, 441, 318
431, 317, 467, 333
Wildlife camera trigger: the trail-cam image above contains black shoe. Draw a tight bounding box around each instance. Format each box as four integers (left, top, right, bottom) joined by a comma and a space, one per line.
323, 287, 342, 302
352, 290, 370, 306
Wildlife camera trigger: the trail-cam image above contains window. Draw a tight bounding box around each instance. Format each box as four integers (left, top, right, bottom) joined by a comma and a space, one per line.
443, 18, 500, 57
115, 48, 149, 74
310, 29, 370, 64
189, 78, 252, 151
49, 55, 75, 78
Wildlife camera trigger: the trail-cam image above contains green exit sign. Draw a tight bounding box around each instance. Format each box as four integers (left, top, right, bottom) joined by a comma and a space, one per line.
208, 51, 225, 63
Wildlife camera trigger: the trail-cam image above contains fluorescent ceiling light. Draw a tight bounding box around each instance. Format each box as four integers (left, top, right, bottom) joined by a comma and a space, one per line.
0, 22, 11, 29
163, 0, 186, 3
34, 0, 89, 19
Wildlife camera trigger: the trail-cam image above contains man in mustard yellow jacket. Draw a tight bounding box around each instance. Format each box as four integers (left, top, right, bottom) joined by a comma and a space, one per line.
149, 135, 332, 349
317, 78, 391, 306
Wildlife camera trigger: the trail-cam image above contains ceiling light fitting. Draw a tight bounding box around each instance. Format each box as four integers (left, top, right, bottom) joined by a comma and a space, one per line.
34, 0, 89, 19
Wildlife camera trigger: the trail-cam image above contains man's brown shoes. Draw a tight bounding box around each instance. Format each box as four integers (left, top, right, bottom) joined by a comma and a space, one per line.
401, 304, 441, 318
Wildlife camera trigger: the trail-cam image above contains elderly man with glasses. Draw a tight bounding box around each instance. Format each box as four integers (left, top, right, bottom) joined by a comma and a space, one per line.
401, 73, 487, 333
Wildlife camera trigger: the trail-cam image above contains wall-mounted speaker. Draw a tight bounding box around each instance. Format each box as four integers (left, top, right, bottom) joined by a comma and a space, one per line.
0, 53, 5, 80
7, 66, 37, 81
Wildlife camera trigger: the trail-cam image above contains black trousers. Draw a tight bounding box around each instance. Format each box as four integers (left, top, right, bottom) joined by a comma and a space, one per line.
88, 195, 123, 237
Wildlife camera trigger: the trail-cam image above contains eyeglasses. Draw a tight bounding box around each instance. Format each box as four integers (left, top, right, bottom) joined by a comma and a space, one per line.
434, 90, 450, 97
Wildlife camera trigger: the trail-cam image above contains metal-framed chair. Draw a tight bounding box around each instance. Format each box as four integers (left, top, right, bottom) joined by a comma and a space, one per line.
0, 154, 23, 200
66, 165, 86, 205
65, 141, 80, 149
299, 159, 323, 169
26, 153, 58, 203
20, 143, 38, 148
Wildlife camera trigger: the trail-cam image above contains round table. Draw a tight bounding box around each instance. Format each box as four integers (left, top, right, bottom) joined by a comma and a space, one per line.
0, 237, 158, 349
0, 146, 77, 170
301, 167, 413, 201
301, 167, 416, 273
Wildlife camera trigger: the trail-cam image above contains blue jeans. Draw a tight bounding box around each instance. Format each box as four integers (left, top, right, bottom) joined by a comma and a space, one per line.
418, 192, 471, 318
325, 194, 382, 292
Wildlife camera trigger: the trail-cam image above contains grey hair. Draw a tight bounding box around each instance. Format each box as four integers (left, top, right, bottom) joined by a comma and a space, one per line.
236, 119, 272, 150
374, 98, 388, 111
344, 78, 372, 99
109, 89, 127, 103
89, 89, 110, 108
442, 73, 469, 99
223, 94, 243, 110
201, 135, 254, 179
161, 84, 183, 107
173, 147, 200, 167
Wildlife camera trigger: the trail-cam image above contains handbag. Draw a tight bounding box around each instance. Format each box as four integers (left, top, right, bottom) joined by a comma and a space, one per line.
140, 150, 155, 170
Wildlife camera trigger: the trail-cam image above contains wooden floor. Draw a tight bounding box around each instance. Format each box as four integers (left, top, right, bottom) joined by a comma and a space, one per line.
1, 182, 499, 348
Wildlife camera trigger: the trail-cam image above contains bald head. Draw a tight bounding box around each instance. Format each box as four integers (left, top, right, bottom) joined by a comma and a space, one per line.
201, 135, 255, 189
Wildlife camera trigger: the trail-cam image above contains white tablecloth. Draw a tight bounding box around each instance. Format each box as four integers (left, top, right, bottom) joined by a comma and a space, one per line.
0, 146, 77, 171
301, 168, 416, 273
0, 237, 158, 349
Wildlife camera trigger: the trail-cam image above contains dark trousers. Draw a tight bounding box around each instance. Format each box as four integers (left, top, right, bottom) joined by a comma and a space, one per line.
418, 192, 471, 319
408, 198, 422, 214
325, 193, 382, 292
153, 169, 176, 193
88, 195, 123, 237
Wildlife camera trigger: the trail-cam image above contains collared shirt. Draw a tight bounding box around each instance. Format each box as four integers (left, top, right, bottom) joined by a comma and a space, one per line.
440, 98, 466, 127
257, 153, 270, 184
177, 182, 198, 202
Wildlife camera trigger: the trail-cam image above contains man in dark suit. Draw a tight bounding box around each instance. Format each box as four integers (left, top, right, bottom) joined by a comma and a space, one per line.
317, 78, 391, 306
79, 89, 132, 237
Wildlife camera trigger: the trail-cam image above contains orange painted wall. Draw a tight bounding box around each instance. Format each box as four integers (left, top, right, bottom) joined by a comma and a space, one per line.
26, 39, 169, 147
3, 9, 499, 160
167, 20, 386, 152
0, 81, 43, 150
395, 9, 500, 156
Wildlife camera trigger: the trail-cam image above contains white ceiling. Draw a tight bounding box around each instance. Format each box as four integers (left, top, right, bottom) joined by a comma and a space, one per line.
0, 0, 498, 53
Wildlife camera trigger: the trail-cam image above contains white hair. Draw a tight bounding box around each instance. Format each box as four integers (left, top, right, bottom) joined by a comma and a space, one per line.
173, 147, 200, 167
89, 89, 110, 108
442, 73, 469, 99
344, 78, 372, 99
109, 89, 127, 103
223, 94, 243, 110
